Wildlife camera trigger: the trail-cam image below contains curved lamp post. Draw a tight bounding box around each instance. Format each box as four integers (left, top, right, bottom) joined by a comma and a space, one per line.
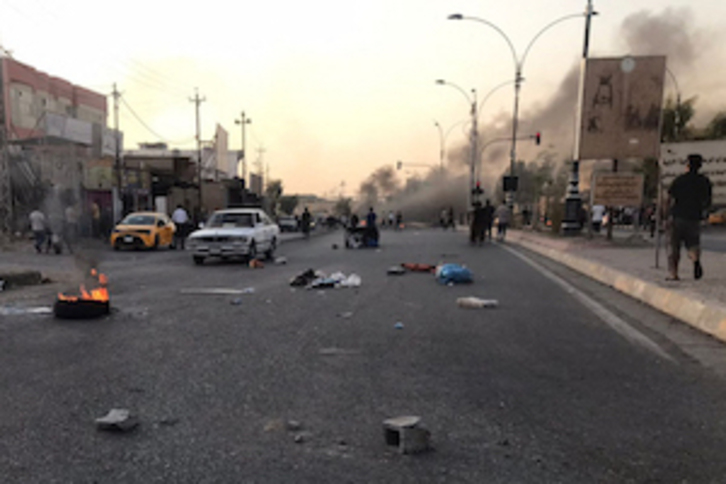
449, 5, 595, 215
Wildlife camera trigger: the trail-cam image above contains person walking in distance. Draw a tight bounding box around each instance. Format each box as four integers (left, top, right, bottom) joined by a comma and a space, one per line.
470, 202, 486, 245
482, 199, 495, 241
667, 154, 712, 280
591, 204, 605, 233
301, 207, 312, 239
494, 200, 511, 242
29, 208, 47, 253
172, 204, 190, 250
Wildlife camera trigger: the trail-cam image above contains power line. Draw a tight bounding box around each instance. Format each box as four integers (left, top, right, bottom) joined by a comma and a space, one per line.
120, 97, 173, 142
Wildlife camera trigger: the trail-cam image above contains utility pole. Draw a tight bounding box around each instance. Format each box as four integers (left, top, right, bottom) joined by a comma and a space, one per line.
563, 0, 596, 235
190, 88, 206, 218
0, 54, 12, 236
470, 90, 478, 207
234, 111, 251, 185
112, 83, 123, 220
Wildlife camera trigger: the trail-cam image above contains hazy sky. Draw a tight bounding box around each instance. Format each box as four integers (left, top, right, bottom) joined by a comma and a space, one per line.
1, 0, 725, 196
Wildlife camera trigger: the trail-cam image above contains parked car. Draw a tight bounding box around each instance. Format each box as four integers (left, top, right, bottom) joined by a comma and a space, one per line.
187, 208, 280, 265
110, 212, 176, 250
277, 216, 298, 232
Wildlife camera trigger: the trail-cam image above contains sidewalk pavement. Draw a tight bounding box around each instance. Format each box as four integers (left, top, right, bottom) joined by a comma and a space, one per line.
508, 229, 726, 344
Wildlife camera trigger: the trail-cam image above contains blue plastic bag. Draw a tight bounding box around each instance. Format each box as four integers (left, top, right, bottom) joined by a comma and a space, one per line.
436, 264, 473, 285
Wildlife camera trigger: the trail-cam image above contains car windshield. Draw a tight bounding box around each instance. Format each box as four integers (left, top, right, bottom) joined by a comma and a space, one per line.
206, 212, 254, 228
121, 215, 155, 226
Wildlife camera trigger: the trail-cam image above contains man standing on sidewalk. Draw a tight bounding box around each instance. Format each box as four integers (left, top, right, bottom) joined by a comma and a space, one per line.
667, 154, 712, 280
29, 208, 46, 253
172, 204, 190, 250
494, 200, 511, 242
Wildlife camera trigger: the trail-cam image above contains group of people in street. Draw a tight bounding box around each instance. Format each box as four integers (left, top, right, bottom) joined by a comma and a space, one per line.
469, 200, 511, 245
28, 204, 79, 254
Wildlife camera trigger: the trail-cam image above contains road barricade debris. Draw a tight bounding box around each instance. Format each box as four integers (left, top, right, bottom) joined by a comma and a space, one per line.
436, 264, 473, 285
456, 297, 498, 309
383, 416, 431, 454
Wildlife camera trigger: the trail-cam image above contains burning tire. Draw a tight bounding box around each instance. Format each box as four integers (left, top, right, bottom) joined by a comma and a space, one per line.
54, 299, 110, 319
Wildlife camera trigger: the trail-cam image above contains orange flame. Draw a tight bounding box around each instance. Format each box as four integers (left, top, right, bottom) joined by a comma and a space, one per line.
58, 269, 109, 303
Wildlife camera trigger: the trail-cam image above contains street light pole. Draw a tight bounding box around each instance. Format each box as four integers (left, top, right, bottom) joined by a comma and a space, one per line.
434, 121, 444, 170
563, 0, 596, 234
235, 111, 252, 186
449, 8, 590, 214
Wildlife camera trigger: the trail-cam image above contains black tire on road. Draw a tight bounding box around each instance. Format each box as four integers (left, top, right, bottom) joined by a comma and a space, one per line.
153, 235, 159, 250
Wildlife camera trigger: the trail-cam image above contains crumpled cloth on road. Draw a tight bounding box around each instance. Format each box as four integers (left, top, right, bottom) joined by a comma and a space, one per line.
436, 264, 473, 285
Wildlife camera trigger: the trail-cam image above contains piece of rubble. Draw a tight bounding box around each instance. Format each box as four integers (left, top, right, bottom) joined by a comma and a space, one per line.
387, 266, 406, 276
274, 257, 288, 265
456, 297, 498, 309
95, 408, 139, 432
383, 416, 430, 454
394, 322, 404, 330
286, 420, 303, 431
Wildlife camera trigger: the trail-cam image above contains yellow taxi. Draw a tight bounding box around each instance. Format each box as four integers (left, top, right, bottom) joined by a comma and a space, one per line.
111, 212, 176, 250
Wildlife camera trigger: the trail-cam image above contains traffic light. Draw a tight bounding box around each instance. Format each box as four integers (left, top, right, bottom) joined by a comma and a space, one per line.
535, 132, 541, 145
471, 181, 484, 196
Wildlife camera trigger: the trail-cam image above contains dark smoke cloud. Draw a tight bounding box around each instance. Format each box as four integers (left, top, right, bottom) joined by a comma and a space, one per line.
620, 8, 699, 69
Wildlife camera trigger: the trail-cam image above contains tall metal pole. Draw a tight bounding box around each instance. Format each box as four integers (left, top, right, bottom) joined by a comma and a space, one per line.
563, 0, 595, 235
506, 70, 522, 210
434, 121, 444, 170
190, 88, 206, 219
0, 55, 12, 235
470, 89, 478, 207
112, 83, 123, 220
235, 111, 251, 185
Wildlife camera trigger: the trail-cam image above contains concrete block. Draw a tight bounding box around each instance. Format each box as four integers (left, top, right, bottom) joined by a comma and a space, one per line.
383, 416, 431, 454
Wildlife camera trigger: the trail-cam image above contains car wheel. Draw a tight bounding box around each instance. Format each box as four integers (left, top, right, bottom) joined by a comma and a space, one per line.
152, 235, 159, 250
265, 238, 277, 260
248, 241, 257, 261
193, 256, 205, 265
113, 240, 121, 251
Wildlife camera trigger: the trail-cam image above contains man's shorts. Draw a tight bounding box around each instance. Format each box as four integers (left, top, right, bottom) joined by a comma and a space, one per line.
671, 218, 701, 252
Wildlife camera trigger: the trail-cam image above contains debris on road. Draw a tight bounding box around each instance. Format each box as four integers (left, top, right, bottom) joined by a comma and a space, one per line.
394, 322, 404, 330
383, 416, 431, 454
387, 266, 406, 276
290, 269, 318, 287
286, 420, 303, 431
401, 263, 436, 273
274, 256, 288, 265
249, 259, 265, 269
264, 419, 285, 432
339, 274, 361, 288
181, 287, 255, 295
95, 408, 139, 432
332, 243, 339, 250
304, 271, 362, 289
0, 306, 53, 316
457, 297, 498, 309
338, 311, 354, 319
435, 264, 473, 285
230, 298, 243, 305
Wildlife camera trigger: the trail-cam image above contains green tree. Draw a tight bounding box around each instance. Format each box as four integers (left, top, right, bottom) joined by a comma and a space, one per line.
278, 195, 299, 215
705, 111, 726, 140
661, 96, 696, 142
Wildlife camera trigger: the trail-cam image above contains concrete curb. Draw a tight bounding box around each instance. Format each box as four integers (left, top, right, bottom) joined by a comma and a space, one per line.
508, 231, 726, 344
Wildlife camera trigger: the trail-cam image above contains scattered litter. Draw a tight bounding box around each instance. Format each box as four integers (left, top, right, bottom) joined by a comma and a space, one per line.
274, 256, 288, 265
339, 274, 361, 288
249, 259, 265, 269
287, 420, 303, 431
457, 297, 498, 309
338, 311, 354, 319
401, 263, 435, 273
290, 269, 317, 287
264, 419, 285, 432
319, 347, 361, 356
310, 278, 337, 289
387, 266, 406, 276
0, 306, 53, 316
436, 264, 473, 285
294, 433, 307, 443
230, 298, 243, 305
394, 322, 404, 330
181, 288, 254, 295
383, 416, 431, 454
95, 408, 139, 432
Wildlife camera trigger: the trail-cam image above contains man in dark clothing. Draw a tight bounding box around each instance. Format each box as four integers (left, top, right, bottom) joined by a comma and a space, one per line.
667, 154, 712, 280
482, 200, 495, 241
470, 202, 486, 245
301, 207, 312, 238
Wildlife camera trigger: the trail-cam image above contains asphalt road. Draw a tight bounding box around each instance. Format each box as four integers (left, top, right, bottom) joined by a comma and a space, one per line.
3, 229, 726, 483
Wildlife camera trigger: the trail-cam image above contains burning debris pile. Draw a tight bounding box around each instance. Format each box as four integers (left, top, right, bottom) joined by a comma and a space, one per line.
55, 269, 110, 319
